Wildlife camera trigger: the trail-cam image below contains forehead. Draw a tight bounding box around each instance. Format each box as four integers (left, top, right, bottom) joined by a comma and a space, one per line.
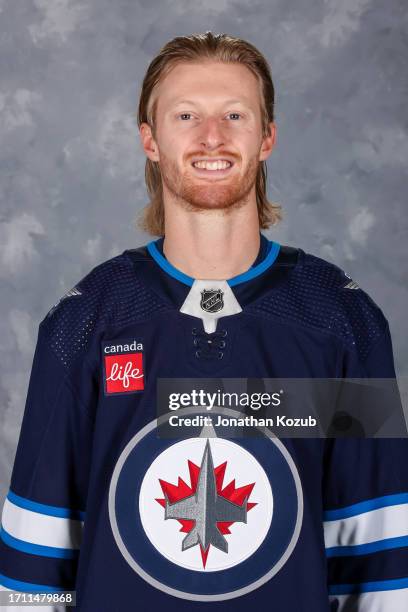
154, 60, 262, 110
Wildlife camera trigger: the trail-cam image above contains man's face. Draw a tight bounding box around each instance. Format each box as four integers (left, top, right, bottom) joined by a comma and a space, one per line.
140, 60, 276, 213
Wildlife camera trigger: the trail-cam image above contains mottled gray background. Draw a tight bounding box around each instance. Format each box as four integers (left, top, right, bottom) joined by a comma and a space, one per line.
0, 0, 407, 504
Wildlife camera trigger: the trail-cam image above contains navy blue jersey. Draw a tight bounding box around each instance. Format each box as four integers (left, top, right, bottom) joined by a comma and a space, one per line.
1, 234, 408, 611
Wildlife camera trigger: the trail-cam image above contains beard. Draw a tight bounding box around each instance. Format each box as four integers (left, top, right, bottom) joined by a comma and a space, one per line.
158, 152, 260, 213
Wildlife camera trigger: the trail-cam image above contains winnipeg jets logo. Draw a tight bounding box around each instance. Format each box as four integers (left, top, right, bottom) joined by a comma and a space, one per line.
108, 409, 303, 601
200, 289, 224, 313
156, 439, 255, 567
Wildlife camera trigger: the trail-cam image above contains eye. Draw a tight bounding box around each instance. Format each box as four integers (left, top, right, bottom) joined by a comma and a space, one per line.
178, 113, 192, 120
227, 112, 241, 120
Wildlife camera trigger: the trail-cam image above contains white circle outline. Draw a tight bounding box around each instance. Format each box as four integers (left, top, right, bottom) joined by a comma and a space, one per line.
108, 407, 304, 602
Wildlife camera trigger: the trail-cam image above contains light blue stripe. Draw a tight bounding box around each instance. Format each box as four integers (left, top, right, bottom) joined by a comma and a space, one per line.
323, 493, 408, 521
146, 238, 281, 287
0, 527, 79, 559
146, 241, 194, 286
329, 576, 408, 595
326, 535, 408, 557
0, 573, 63, 593
229, 242, 280, 286
7, 490, 85, 521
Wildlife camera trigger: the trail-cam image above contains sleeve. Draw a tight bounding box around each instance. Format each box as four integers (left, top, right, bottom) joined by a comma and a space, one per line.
323, 320, 408, 611
0, 317, 95, 610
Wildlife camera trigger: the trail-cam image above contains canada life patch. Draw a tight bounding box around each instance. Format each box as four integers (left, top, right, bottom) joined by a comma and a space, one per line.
102, 339, 144, 395
108, 408, 303, 601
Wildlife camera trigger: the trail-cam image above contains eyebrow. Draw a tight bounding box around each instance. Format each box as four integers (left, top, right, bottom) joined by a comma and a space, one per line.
170, 98, 249, 108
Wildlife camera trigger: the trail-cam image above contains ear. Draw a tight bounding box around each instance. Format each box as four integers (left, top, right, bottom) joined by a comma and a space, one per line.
139, 122, 160, 162
259, 122, 276, 162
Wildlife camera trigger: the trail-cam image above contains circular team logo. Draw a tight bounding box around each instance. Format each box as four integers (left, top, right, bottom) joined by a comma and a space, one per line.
108, 408, 303, 601
140, 437, 273, 572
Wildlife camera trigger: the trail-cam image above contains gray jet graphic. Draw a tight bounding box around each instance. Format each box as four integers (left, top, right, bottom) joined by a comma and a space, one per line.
164, 439, 248, 553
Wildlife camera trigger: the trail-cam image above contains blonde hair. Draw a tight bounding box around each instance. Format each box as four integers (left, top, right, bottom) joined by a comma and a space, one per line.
136, 31, 282, 236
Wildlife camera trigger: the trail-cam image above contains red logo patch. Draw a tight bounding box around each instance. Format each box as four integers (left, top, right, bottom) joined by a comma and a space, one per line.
104, 352, 144, 394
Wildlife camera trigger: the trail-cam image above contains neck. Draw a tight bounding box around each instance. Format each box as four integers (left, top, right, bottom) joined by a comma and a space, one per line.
162, 197, 261, 280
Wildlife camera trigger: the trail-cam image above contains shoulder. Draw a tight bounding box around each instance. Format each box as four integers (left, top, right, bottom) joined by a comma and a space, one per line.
42, 251, 134, 322
298, 248, 384, 316
256, 244, 389, 360
39, 248, 167, 368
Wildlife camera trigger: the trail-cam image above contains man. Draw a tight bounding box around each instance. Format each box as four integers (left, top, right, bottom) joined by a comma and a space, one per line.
1, 32, 407, 612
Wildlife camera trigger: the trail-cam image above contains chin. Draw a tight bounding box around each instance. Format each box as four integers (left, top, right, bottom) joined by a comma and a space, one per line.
181, 185, 251, 211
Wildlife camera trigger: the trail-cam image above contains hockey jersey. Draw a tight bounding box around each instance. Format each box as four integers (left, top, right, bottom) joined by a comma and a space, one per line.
1, 233, 408, 611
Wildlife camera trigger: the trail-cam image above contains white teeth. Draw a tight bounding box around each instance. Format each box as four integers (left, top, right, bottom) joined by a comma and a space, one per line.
193, 160, 232, 170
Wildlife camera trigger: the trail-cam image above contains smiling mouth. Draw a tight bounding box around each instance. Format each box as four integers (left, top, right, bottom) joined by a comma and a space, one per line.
190, 159, 235, 177
192, 160, 232, 170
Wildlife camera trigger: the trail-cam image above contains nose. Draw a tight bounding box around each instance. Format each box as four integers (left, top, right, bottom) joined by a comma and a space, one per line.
198, 116, 226, 150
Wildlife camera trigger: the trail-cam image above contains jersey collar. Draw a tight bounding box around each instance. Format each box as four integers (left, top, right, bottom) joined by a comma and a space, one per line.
146, 236, 281, 287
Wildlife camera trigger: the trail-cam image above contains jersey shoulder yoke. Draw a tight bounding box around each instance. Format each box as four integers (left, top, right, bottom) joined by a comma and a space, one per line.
249, 248, 388, 361
40, 250, 169, 369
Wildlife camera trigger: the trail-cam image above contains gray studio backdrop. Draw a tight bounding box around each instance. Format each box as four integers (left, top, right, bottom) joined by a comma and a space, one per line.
0, 0, 407, 505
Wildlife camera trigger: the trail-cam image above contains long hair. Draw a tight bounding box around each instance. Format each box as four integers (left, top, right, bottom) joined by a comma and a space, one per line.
136, 31, 282, 236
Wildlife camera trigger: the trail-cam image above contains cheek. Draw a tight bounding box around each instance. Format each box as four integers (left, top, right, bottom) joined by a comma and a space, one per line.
236, 139, 262, 163
160, 118, 187, 143
229, 126, 260, 152
159, 145, 188, 174
159, 133, 189, 163
245, 132, 265, 159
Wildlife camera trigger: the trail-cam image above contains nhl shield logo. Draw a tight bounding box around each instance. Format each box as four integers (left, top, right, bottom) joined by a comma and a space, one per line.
200, 289, 224, 313
108, 408, 303, 601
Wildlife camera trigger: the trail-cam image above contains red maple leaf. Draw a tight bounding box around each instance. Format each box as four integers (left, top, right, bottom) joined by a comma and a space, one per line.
156, 459, 257, 567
